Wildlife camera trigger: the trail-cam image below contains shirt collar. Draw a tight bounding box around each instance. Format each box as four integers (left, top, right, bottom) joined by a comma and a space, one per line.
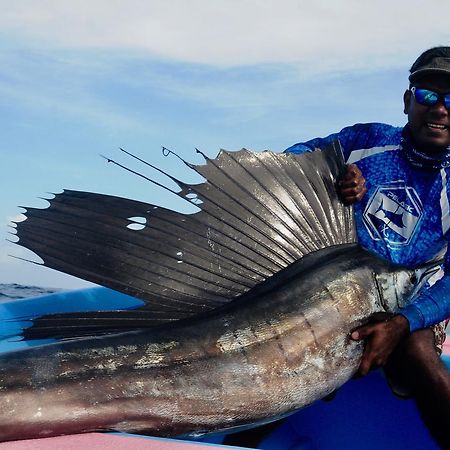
401, 125, 450, 170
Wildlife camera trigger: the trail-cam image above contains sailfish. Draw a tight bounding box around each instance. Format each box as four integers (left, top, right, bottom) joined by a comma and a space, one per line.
0, 142, 431, 442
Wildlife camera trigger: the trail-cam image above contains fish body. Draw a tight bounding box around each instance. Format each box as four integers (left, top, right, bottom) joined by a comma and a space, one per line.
0, 244, 416, 441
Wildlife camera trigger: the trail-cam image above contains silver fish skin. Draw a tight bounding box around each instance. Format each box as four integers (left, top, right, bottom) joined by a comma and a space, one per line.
0, 244, 419, 442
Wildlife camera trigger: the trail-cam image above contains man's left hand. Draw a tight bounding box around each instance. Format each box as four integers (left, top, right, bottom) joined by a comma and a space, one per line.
350, 314, 410, 376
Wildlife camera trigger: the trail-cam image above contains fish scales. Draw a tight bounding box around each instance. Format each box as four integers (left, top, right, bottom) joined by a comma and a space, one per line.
0, 245, 407, 441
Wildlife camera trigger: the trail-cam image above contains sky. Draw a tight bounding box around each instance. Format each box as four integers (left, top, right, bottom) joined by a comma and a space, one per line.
1, 0, 449, 289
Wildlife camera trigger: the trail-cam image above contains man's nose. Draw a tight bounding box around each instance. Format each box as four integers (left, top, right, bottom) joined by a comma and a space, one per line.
430, 100, 448, 115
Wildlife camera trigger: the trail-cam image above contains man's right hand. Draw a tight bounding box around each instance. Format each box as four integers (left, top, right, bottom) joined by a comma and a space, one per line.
350, 314, 410, 377
338, 164, 367, 204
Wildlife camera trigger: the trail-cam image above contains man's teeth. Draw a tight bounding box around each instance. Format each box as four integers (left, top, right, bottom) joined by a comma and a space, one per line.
427, 123, 447, 130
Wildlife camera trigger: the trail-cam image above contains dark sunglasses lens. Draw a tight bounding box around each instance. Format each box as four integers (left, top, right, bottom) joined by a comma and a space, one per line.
445, 94, 450, 109
415, 88, 438, 106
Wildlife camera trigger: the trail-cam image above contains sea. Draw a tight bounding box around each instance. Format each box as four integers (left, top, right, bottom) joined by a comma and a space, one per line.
0, 283, 62, 303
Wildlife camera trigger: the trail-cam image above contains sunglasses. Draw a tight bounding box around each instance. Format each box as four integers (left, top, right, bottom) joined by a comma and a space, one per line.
411, 86, 450, 109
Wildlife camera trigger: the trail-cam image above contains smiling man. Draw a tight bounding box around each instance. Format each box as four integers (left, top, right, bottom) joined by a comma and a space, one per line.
285, 46, 450, 448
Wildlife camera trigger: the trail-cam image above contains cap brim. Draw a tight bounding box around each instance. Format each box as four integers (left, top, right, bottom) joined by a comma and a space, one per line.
409, 68, 450, 83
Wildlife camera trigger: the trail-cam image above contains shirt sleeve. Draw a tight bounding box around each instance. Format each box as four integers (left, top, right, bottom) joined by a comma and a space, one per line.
285, 123, 386, 160
400, 256, 450, 332
285, 134, 340, 154
285, 132, 348, 157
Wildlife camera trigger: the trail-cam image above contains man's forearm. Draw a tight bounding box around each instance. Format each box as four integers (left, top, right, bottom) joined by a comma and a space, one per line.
401, 275, 450, 331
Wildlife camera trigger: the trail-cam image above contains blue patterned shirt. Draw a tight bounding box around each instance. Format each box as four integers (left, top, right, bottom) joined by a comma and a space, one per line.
286, 122, 450, 332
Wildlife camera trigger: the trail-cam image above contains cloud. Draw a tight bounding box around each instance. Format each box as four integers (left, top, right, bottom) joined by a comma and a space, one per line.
6, 214, 26, 225
0, 46, 304, 137
0, 50, 151, 133
1, 0, 448, 72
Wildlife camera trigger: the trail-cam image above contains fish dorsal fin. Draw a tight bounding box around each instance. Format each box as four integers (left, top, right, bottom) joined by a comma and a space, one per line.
13, 141, 355, 332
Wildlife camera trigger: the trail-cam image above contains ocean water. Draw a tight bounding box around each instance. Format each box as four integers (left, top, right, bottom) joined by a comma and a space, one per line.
0, 283, 62, 303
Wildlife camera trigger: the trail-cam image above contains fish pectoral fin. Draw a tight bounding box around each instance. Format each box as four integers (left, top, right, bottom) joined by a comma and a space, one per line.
22, 309, 187, 340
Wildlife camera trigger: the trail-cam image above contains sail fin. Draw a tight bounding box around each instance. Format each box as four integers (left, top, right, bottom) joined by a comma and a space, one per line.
13, 140, 355, 337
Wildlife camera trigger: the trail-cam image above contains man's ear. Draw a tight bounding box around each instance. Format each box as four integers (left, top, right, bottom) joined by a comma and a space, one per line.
403, 89, 411, 115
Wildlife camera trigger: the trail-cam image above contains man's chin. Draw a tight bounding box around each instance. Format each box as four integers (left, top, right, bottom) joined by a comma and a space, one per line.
416, 133, 450, 153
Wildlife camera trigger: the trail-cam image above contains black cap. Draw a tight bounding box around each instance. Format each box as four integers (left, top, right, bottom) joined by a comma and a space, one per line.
409, 56, 450, 83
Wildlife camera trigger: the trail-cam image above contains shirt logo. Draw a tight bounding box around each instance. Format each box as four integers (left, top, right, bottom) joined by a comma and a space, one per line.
363, 182, 423, 247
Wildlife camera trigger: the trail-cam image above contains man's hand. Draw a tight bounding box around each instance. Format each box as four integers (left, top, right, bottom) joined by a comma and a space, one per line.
338, 164, 367, 204
350, 314, 410, 377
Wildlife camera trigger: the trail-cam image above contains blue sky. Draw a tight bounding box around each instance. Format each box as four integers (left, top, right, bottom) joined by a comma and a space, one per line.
1, 0, 449, 288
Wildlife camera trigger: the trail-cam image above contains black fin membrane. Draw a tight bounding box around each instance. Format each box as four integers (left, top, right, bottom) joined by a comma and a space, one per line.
13, 141, 355, 339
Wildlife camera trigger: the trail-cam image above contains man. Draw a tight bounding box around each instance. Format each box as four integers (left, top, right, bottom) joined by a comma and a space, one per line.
286, 46, 450, 448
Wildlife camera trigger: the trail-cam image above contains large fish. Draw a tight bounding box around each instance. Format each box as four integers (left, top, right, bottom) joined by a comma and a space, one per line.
1, 143, 433, 442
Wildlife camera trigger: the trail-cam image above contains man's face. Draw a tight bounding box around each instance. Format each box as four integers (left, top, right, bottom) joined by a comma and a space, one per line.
403, 74, 450, 153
